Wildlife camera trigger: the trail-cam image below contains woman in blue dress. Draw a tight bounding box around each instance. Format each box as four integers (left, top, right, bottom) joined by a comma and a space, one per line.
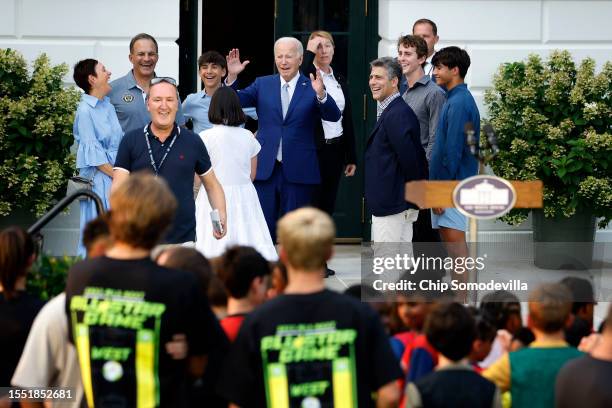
72, 59, 123, 256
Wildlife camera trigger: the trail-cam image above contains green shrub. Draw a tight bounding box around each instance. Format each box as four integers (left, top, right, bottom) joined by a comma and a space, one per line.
484, 51, 611, 228
0, 49, 80, 216
26, 254, 78, 301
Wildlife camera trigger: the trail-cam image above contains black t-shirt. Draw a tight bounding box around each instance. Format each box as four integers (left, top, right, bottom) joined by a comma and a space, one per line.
0, 291, 45, 390
65, 256, 227, 407
416, 368, 497, 408
217, 289, 402, 407
556, 354, 612, 408
114, 124, 212, 243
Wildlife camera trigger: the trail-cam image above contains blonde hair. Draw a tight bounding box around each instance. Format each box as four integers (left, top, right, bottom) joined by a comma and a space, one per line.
277, 207, 335, 271
308, 30, 335, 47
528, 283, 572, 333
109, 172, 177, 249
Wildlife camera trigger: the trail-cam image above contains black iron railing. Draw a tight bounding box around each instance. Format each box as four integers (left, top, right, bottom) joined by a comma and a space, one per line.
28, 189, 104, 236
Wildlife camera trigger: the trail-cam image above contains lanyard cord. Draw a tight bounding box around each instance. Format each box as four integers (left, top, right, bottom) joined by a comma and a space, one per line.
144, 125, 180, 175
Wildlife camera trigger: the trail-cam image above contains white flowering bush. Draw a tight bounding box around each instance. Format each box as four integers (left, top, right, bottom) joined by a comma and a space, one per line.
484, 51, 611, 228
0, 49, 80, 216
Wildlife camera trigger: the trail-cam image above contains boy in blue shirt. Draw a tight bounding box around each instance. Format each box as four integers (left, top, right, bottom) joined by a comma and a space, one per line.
182, 51, 256, 134
429, 47, 480, 290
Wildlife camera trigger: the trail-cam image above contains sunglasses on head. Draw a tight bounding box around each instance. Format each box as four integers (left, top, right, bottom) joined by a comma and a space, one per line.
150, 77, 177, 86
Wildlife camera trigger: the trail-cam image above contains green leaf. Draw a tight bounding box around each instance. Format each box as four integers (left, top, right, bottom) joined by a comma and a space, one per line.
557, 168, 567, 178
567, 161, 583, 173
575, 117, 587, 126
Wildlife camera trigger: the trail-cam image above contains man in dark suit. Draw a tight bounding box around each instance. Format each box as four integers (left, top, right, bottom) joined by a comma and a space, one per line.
366, 57, 427, 254
225, 38, 341, 243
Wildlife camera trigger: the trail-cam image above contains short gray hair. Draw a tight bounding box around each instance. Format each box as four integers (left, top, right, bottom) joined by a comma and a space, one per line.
274, 37, 303, 57
370, 56, 402, 83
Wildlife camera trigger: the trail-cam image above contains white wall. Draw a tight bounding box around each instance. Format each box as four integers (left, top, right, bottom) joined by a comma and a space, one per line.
380, 0, 612, 241
379, 0, 612, 114
0, 0, 181, 255
0, 0, 180, 84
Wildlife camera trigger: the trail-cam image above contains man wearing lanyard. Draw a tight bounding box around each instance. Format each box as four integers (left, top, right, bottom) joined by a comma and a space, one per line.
109, 33, 185, 133
112, 77, 227, 244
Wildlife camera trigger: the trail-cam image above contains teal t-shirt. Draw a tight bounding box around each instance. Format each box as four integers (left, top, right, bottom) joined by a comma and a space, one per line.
509, 346, 583, 408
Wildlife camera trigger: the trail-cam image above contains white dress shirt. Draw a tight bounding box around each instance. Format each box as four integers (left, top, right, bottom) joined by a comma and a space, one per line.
317, 67, 345, 140
424, 51, 436, 77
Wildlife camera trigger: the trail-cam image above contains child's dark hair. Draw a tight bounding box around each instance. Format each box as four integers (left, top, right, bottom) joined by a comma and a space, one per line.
480, 290, 521, 330
208, 87, 246, 126
82, 216, 110, 254
198, 50, 227, 71
218, 246, 270, 299
431, 46, 471, 78
513, 327, 535, 347
559, 276, 595, 313
426, 302, 476, 361
344, 284, 380, 301
161, 247, 213, 295
468, 306, 497, 342
0, 226, 35, 300
73, 58, 98, 93
207, 275, 228, 308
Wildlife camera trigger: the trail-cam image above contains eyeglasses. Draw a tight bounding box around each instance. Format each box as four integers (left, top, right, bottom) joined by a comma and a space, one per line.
150, 77, 177, 86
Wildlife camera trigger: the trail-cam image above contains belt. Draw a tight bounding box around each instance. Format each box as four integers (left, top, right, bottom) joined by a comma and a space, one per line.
324, 137, 342, 145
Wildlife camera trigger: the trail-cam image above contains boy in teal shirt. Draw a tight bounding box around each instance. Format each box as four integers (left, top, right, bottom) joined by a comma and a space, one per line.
484, 283, 583, 408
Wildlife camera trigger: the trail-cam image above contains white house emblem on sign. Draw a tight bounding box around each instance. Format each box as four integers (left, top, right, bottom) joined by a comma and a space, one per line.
453, 175, 516, 219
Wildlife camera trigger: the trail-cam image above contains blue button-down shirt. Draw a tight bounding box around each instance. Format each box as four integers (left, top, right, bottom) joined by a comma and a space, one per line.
73, 94, 124, 256
429, 83, 480, 180
182, 89, 258, 134
109, 70, 185, 133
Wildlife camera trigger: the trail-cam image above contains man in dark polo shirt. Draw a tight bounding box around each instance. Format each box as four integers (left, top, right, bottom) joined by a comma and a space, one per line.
112, 77, 226, 244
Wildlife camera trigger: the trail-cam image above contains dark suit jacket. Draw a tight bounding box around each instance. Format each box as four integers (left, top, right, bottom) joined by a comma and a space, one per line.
302, 50, 356, 165
233, 73, 341, 184
365, 97, 427, 216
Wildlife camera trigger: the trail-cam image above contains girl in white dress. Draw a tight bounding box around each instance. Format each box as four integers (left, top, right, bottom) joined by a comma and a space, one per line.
195, 87, 278, 261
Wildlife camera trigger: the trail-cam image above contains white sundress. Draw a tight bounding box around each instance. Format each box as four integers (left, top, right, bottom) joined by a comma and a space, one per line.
195, 124, 278, 261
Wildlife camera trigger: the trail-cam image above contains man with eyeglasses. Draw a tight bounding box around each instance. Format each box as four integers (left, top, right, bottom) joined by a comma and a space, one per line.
109, 33, 185, 133
112, 77, 227, 245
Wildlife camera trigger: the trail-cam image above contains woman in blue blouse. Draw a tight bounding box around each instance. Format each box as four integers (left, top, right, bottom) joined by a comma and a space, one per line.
72, 59, 123, 256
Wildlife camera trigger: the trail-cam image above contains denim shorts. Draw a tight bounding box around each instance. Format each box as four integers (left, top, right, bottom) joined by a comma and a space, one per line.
431, 208, 467, 231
